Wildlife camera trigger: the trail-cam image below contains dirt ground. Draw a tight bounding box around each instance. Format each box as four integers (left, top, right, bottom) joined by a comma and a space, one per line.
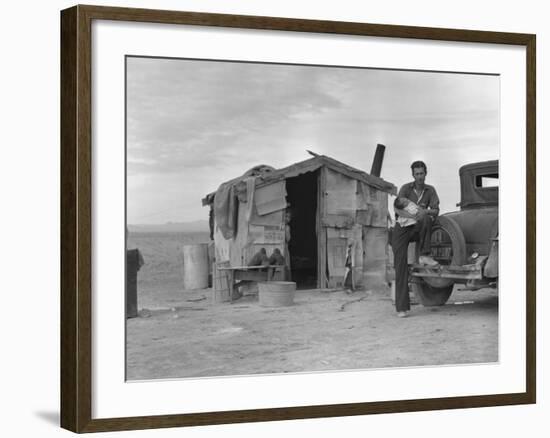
126, 282, 498, 380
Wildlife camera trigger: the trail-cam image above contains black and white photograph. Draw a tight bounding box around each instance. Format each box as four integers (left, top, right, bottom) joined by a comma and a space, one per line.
1, 0, 545, 435
125, 56, 499, 381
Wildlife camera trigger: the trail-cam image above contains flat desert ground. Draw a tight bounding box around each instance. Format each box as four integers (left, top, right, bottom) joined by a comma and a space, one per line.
127, 231, 498, 380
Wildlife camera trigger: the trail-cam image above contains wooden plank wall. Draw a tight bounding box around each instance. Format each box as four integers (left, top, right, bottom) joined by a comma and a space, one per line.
322, 169, 365, 288
356, 182, 389, 227
213, 189, 286, 267
326, 225, 363, 288
321, 168, 389, 289
362, 226, 389, 288
317, 168, 328, 288
323, 168, 356, 228
212, 168, 390, 291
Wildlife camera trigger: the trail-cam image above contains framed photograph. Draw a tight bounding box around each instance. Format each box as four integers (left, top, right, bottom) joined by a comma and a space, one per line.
60, 4, 536, 433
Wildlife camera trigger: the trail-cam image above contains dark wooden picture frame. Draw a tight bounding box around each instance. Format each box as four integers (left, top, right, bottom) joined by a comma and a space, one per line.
60, 4, 536, 433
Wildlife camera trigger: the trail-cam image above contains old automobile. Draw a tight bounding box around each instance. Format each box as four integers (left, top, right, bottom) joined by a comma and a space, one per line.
409, 160, 499, 306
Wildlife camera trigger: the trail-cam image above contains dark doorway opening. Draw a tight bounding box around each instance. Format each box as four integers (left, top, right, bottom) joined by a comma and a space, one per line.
286, 171, 318, 289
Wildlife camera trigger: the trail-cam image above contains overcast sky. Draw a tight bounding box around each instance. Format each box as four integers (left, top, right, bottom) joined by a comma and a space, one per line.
126, 56, 499, 224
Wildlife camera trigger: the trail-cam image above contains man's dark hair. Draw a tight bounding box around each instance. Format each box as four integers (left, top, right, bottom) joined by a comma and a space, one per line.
410, 160, 427, 173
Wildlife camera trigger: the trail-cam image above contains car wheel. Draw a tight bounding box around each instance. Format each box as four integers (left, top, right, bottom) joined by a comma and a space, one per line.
411, 281, 453, 306
423, 216, 467, 289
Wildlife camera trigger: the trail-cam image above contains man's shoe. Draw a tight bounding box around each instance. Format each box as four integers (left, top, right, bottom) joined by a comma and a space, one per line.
397, 311, 408, 318
419, 255, 439, 267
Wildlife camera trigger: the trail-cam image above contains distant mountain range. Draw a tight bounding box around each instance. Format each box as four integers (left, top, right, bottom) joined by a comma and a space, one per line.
127, 220, 209, 233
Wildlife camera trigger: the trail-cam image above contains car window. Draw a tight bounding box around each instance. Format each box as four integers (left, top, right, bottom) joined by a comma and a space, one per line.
475, 173, 499, 188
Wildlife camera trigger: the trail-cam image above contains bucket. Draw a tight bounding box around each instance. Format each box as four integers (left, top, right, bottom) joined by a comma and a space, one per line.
181, 244, 209, 290
258, 281, 296, 307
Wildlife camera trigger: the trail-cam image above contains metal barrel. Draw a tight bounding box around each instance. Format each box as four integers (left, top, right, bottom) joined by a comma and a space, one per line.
181, 244, 209, 290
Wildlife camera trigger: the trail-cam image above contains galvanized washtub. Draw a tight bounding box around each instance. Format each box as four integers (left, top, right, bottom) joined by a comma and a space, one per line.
258, 281, 296, 307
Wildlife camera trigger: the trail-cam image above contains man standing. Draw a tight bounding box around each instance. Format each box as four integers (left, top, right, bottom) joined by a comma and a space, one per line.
392, 161, 440, 318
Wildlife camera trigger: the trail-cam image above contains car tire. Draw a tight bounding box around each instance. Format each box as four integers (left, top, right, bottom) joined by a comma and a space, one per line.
412, 216, 466, 306
411, 281, 454, 306
423, 215, 467, 289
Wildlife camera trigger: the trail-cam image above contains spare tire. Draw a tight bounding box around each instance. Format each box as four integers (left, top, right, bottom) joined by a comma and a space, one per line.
423, 215, 467, 289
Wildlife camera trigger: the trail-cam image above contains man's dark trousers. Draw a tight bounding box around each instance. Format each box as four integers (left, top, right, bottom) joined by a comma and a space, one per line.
392, 215, 434, 312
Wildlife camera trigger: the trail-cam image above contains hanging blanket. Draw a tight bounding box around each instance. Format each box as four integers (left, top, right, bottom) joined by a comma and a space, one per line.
213, 182, 239, 240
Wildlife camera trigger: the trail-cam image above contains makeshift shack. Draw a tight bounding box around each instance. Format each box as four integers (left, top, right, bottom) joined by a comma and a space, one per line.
202, 153, 397, 296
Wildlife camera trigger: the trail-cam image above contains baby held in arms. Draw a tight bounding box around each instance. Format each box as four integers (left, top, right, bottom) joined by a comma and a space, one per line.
394, 197, 420, 227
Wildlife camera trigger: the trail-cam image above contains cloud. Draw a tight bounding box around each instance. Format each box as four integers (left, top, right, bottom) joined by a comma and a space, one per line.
126, 57, 499, 223
126, 57, 342, 177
